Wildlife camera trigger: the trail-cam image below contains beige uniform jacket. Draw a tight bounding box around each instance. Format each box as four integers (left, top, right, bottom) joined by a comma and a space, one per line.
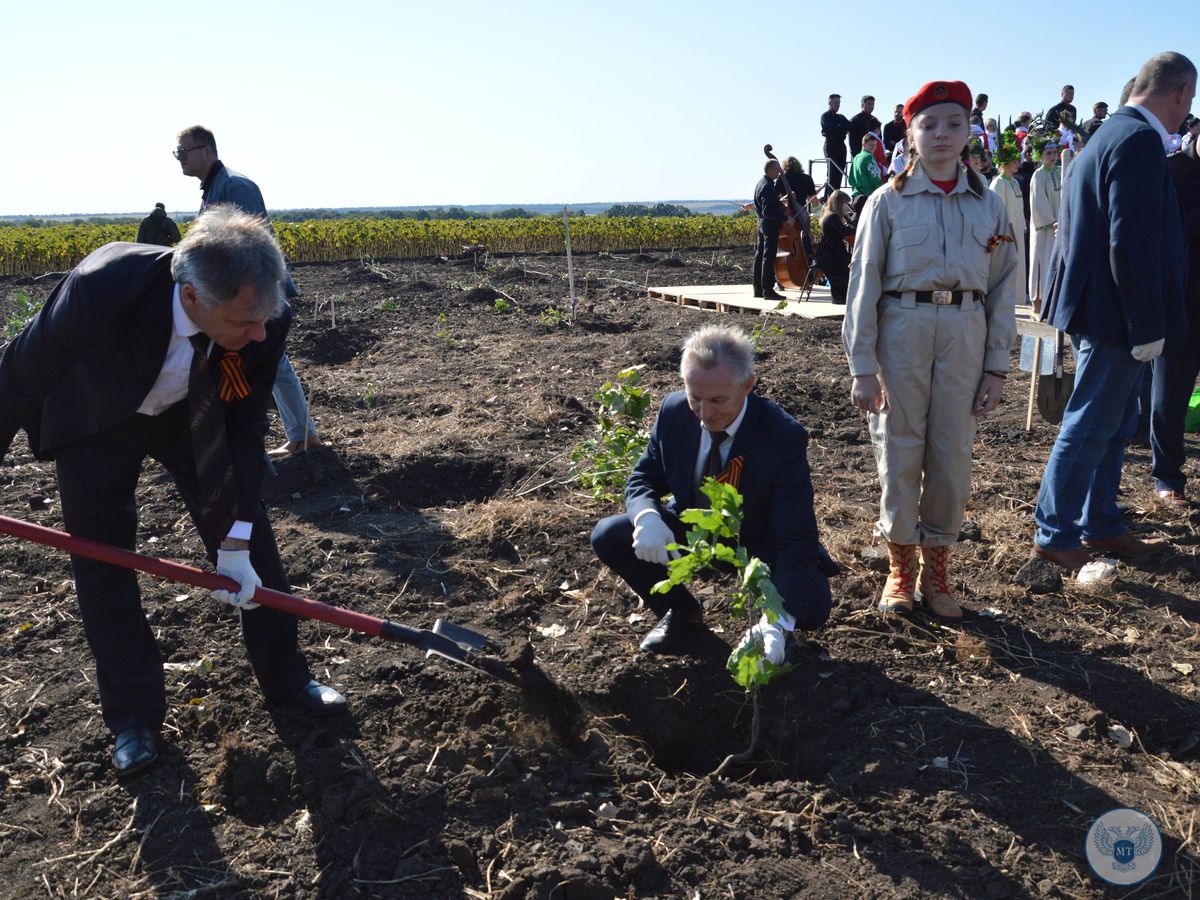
843, 161, 1020, 377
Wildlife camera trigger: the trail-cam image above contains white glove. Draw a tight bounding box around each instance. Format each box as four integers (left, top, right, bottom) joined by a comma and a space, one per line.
735, 613, 796, 666
632, 512, 677, 566
212, 549, 261, 610
1130, 339, 1164, 362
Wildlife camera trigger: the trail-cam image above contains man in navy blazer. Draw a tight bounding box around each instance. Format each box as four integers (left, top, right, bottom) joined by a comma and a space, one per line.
1034, 52, 1195, 569
0, 207, 346, 776
591, 325, 836, 656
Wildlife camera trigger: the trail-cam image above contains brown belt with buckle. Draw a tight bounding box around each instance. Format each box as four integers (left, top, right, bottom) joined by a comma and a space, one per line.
886, 290, 978, 305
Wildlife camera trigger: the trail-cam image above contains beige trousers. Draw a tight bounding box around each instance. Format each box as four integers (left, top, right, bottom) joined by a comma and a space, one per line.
868, 295, 988, 546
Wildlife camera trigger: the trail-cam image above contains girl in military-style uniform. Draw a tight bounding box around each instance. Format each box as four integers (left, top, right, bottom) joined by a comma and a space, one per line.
843, 80, 1019, 619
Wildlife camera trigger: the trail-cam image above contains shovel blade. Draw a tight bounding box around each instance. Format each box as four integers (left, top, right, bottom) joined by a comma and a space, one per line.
433, 617, 489, 651
1037, 373, 1075, 425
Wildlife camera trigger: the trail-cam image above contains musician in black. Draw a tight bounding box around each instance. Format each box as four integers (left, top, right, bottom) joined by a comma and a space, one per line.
781, 157, 818, 261
753, 159, 793, 300
821, 94, 851, 193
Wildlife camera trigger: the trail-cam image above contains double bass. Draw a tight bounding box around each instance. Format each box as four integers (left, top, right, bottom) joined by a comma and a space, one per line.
763, 144, 811, 291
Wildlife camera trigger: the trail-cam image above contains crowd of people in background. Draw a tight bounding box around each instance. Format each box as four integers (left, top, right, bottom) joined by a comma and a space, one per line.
744, 51, 1199, 623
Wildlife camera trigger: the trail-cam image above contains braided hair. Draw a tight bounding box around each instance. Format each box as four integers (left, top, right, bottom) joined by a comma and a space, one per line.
891, 133, 982, 195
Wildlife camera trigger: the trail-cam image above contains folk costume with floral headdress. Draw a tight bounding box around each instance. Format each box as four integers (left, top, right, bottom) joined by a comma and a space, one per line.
989, 131, 1029, 305
1028, 127, 1062, 311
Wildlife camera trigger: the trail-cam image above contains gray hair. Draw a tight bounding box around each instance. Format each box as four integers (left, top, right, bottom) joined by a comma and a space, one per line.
679, 325, 755, 382
1132, 52, 1197, 98
171, 205, 287, 319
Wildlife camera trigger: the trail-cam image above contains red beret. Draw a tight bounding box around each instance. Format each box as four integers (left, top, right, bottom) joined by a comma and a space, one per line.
903, 81, 973, 126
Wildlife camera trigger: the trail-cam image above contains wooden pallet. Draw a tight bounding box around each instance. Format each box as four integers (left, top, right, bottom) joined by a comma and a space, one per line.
647, 285, 1054, 334
646, 284, 846, 319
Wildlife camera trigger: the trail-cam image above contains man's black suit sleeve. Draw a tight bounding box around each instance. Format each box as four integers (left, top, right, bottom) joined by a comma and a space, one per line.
0, 263, 139, 459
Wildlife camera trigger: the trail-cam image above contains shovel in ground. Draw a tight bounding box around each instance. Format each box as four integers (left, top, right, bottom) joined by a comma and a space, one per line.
1037, 329, 1074, 425
0, 513, 508, 680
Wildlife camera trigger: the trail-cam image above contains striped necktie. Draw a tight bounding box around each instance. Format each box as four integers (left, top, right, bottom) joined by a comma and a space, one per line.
188, 334, 237, 541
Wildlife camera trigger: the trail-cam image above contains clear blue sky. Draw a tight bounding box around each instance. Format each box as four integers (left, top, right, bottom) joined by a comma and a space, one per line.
3, 1, 1194, 216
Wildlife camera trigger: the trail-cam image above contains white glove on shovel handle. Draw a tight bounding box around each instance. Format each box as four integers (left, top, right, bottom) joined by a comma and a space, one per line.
212, 549, 261, 610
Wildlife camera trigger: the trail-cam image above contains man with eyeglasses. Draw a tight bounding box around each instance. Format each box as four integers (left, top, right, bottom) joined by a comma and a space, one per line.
0, 208, 348, 776
175, 126, 322, 458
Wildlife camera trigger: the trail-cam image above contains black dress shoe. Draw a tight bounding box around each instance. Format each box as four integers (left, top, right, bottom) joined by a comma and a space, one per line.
112, 727, 157, 776
290, 680, 348, 716
639, 608, 703, 653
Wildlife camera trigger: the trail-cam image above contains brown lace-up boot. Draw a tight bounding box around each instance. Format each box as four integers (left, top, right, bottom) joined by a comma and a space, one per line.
878, 542, 918, 614
917, 544, 963, 620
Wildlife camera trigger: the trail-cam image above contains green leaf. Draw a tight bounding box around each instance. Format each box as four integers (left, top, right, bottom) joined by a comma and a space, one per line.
712, 543, 740, 564
678, 508, 725, 532
726, 641, 793, 690
757, 577, 789, 624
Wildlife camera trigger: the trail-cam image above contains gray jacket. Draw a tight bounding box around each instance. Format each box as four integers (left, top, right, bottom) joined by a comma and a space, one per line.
201, 162, 268, 217
200, 162, 297, 297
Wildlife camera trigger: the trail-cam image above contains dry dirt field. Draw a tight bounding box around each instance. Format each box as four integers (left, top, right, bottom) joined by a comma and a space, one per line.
0, 248, 1197, 899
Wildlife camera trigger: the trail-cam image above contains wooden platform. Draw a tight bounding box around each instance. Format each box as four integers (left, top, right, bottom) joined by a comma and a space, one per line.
646, 284, 845, 319
647, 283, 1055, 337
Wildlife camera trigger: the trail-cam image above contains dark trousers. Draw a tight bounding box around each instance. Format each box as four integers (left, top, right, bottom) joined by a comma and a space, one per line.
826, 151, 847, 193
591, 511, 833, 628
753, 227, 780, 296
590, 511, 698, 619
823, 261, 849, 304
54, 402, 312, 735
1150, 343, 1200, 492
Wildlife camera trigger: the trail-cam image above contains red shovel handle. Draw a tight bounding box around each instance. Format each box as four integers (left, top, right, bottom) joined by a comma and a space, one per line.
0, 513, 387, 638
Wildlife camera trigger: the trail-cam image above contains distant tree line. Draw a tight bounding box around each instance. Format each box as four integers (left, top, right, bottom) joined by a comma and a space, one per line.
603, 203, 694, 218
270, 207, 588, 222
1, 216, 143, 228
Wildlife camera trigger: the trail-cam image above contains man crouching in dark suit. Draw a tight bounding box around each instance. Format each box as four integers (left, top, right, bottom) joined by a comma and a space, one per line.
591, 324, 837, 660
0, 206, 347, 776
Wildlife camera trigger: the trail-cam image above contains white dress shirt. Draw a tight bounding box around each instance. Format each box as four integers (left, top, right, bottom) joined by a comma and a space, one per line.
137, 284, 202, 416
1128, 103, 1173, 152
631, 397, 751, 527
137, 284, 252, 542
691, 397, 749, 487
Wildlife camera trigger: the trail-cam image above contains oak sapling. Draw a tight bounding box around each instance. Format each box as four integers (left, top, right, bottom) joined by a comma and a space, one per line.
651, 478, 791, 776
651, 478, 791, 690
569, 366, 651, 502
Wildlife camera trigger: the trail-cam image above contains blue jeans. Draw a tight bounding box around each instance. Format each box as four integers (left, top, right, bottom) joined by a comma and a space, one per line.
273, 354, 316, 442
1034, 335, 1145, 550
1150, 343, 1200, 493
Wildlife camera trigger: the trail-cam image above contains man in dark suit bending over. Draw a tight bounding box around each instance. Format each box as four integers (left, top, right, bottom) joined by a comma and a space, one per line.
0, 206, 347, 776
591, 325, 836, 660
